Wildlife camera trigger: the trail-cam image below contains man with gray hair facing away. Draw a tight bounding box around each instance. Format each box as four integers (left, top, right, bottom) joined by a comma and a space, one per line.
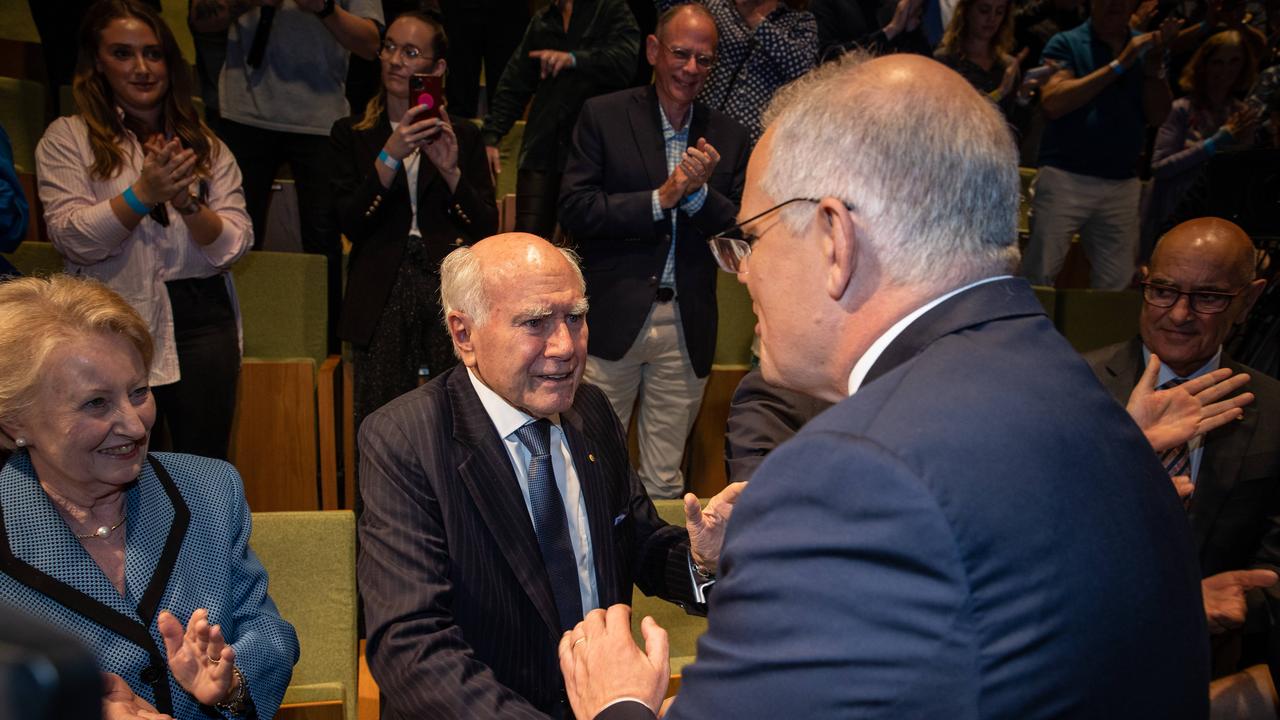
556, 53, 1209, 719
356, 232, 744, 718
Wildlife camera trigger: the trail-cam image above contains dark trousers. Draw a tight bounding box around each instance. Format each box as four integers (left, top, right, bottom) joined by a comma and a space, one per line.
515, 169, 562, 241
151, 276, 240, 460
216, 118, 342, 351
441, 6, 528, 118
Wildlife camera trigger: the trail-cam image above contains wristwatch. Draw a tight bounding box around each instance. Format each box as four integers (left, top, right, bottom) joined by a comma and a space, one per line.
316, 0, 336, 18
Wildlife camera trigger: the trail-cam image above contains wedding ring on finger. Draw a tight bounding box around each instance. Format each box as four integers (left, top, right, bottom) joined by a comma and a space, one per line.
572, 637, 587, 649
209, 656, 222, 665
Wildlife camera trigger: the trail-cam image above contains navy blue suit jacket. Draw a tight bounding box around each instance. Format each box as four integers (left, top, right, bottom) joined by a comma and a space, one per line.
605, 278, 1209, 719
358, 366, 700, 719
558, 85, 750, 377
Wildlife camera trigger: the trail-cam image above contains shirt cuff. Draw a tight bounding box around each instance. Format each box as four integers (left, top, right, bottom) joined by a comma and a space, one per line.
598, 698, 654, 717
680, 185, 708, 215
651, 190, 665, 222
688, 550, 715, 604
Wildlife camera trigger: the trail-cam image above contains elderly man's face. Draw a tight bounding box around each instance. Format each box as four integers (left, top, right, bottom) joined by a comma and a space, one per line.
1139, 237, 1260, 377
463, 249, 589, 418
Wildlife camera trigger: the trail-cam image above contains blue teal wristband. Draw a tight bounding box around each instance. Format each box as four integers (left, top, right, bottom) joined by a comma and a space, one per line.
378, 149, 401, 171
1108, 60, 1125, 77
122, 186, 152, 215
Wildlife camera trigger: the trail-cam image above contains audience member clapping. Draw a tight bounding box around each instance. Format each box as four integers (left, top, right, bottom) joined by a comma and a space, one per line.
933, 0, 1030, 114
0, 275, 298, 720
655, 0, 817, 141
35, 0, 252, 460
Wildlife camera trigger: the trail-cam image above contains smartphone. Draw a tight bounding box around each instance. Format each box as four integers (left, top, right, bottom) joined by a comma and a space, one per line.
410, 73, 444, 119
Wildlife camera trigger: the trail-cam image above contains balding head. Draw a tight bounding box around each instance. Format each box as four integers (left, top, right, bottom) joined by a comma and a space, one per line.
441, 233, 590, 416
1139, 218, 1263, 376
760, 52, 1020, 292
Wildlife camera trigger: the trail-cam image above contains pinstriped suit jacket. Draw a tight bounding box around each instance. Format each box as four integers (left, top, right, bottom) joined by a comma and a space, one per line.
358, 365, 698, 719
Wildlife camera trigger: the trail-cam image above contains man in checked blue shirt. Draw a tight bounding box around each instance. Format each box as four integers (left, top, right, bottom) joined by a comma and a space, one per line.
560, 3, 751, 499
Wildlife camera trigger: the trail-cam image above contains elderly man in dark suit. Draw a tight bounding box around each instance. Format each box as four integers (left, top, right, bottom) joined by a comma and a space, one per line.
558, 53, 1210, 720
1087, 217, 1280, 676
559, 4, 751, 499
357, 232, 743, 719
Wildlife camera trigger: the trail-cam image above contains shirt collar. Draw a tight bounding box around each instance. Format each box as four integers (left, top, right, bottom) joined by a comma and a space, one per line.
846, 276, 1013, 396
1141, 344, 1223, 387
466, 367, 561, 439
658, 101, 693, 139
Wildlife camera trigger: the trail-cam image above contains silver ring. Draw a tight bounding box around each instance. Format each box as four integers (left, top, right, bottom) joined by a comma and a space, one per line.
209, 657, 221, 665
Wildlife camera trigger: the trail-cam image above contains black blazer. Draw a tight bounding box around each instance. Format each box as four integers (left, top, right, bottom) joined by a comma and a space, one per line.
357, 366, 700, 719
1086, 338, 1280, 578
330, 111, 498, 347
559, 86, 751, 377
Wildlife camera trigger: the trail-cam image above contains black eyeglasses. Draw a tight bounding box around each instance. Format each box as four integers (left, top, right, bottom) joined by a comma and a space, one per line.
658, 39, 716, 69
1140, 281, 1245, 314
707, 198, 853, 274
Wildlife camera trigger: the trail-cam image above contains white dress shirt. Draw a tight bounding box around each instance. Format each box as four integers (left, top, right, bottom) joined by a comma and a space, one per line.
847, 276, 1013, 396
466, 368, 600, 615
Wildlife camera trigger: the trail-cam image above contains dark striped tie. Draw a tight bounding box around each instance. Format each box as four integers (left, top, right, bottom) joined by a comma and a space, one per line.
514, 419, 584, 632
1159, 378, 1191, 478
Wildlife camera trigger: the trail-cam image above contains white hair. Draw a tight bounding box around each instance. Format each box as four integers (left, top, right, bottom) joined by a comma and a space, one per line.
438, 243, 587, 331
760, 52, 1021, 289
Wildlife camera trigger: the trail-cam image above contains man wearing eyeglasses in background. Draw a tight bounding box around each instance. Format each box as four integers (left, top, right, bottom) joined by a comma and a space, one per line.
559, 4, 751, 500
1087, 216, 1280, 680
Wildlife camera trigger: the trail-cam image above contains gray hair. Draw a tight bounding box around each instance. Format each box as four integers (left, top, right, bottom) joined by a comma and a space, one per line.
760, 52, 1021, 289
439, 243, 587, 330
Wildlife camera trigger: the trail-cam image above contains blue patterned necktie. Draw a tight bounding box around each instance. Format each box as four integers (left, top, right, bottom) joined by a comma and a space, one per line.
1159, 378, 1191, 478
513, 419, 584, 632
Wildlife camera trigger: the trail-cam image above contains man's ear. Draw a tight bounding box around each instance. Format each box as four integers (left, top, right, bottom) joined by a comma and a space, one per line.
1236, 277, 1266, 324
819, 198, 857, 301
447, 312, 478, 367
645, 34, 660, 66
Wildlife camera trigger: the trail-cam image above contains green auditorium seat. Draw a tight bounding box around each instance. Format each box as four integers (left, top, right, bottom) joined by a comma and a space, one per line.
229, 251, 342, 512
250, 510, 357, 720
0, 76, 46, 174
2, 240, 61, 276
632, 499, 709, 682
1054, 288, 1143, 353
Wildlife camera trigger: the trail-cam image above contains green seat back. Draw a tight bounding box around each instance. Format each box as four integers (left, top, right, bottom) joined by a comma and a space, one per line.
713, 271, 756, 368
632, 500, 708, 674
495, 120, 524, 201
1055, 288, 1142, 353
1032, 285, 1055, 324
1018, 167, 1036, 238
3, 241, 62, 276
0, 77, 46, 174
249, 511, 357, 720
230, 251, 329, 366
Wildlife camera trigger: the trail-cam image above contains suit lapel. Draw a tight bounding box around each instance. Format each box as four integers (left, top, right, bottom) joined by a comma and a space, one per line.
1099, 338, 1145, 403
1189, 357, 1257, 554
448, 371, 562, 638
630, 87, 670, 190
560, 407, 620, 607
863, 278, 1049, 386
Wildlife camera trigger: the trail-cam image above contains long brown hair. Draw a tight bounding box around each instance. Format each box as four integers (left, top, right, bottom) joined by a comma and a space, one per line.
1179, 30, 1258, 107
936, 0, 1015, 62
72, 0, 215, 180
354, 11, 450, 131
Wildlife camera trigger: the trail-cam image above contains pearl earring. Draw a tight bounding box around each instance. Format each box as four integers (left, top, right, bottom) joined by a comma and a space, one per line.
14, 438, 26, 448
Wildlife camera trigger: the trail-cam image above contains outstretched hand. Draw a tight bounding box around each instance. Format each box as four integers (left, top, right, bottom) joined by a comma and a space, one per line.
687, 481, 747, 575
1125, 353, 1252, 452
157, 608, 239, 706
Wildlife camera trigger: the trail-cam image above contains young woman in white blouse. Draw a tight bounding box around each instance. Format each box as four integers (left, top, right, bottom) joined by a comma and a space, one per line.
36, 0, 251, 460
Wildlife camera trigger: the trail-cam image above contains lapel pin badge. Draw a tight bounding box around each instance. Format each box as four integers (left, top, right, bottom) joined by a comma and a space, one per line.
588, 453, 596, 463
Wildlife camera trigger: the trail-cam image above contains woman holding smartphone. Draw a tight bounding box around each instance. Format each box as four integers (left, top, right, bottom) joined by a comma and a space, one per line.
330, 11, 497, 435
35, 0, 251, 459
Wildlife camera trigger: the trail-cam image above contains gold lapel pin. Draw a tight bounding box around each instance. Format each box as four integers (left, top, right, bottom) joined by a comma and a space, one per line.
588, 453, 596, 462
